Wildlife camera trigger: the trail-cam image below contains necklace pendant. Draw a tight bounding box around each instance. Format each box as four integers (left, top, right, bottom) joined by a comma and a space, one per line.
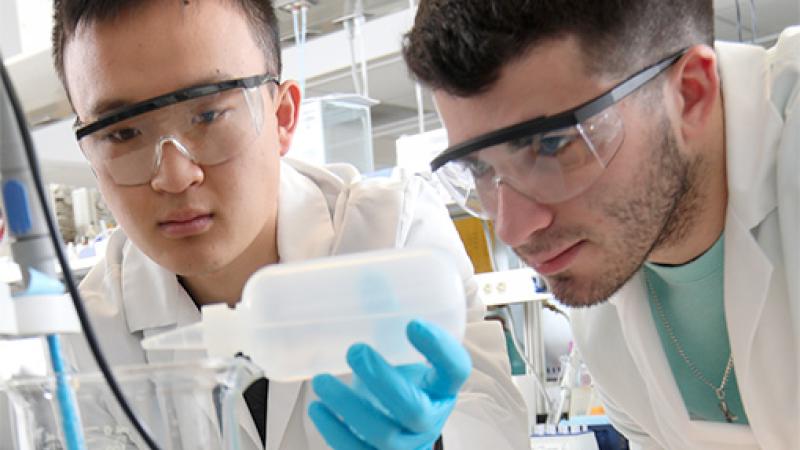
715, 388, 738, 423
718, 398, 738, 423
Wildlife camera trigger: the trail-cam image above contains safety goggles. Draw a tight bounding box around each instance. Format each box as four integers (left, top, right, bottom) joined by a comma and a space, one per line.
430, 49, 686, 219
75, 74, 279, 186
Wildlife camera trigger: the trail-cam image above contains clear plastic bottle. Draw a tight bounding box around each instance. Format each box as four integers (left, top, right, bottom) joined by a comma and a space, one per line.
143, 248, 467, 381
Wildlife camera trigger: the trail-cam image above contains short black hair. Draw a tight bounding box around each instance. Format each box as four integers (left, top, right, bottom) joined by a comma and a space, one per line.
403, 0, 714, 97
52, 0, 281, 94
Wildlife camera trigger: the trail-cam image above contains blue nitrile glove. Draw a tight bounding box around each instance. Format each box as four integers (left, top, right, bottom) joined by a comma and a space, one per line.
309, 319, 472, 450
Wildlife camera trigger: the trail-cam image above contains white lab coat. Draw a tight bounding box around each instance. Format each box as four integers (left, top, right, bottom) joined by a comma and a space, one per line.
569, 28, 800, 450
65, 157, 530, 449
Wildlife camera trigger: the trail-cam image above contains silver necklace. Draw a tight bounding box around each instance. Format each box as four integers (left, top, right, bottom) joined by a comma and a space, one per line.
645, 274, 738, 423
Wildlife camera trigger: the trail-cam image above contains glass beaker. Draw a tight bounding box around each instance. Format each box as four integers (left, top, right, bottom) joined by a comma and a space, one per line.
1, 357, 263, 450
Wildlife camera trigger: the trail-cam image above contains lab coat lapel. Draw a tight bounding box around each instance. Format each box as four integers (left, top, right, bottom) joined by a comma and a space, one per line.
610, 269, 760, 448
265, 381, 305, 449
722, 211, 772, 397
609, 274, 695, 448
120, 238, 190, 335
717, 39, 790, 447
120, 239, 201, 364
722, 209, 784, 448
235, 391, 267, 450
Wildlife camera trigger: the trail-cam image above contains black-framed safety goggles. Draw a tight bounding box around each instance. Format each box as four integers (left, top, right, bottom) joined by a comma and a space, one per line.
430, 49, 687, 218
74, 73, 280, 186
75, 73, 279, 139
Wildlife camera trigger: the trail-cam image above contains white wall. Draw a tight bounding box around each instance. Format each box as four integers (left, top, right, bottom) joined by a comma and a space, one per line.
0, 0, 53, 60
0, 1, 22, 59
32, 119, 96, 188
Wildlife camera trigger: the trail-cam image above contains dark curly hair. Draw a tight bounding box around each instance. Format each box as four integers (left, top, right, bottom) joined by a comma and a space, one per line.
403, 0, 714, 97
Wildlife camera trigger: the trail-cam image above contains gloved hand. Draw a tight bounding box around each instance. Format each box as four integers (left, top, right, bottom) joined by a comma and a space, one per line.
308, 319, 472, 450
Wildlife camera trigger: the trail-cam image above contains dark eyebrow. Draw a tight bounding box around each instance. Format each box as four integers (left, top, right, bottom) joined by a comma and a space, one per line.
86, 72, 237, 120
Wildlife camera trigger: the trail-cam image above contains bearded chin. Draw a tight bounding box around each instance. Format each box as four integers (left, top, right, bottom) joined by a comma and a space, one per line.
540, 121, 702, 308
544, 272, 622, 307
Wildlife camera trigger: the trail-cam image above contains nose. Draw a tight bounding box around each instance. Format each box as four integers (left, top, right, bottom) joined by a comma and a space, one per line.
492, 181, 554, 248
150, 137, 204, 193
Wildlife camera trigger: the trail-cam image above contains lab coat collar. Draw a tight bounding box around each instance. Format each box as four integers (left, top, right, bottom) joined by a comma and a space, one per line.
275, 158, 342, 263
120, 237, 200, 334
607, 272, 692, 447
716, 40, 782, 230
715, 39, 778, 399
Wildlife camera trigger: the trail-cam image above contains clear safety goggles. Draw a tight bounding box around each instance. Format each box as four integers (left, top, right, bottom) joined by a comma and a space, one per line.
430, 49, 686, 219
74, 73, 279, 186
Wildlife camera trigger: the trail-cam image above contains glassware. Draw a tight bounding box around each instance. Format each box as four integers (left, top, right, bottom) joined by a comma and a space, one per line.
1, 357, 263, 449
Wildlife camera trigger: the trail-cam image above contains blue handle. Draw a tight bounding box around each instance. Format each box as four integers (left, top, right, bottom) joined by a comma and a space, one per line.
3, 179, 32, 235
47, 335, 86, 450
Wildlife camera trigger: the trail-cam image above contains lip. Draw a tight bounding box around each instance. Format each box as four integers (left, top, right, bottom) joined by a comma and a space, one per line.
526, 240, 585, 276
158, 209, 213, 238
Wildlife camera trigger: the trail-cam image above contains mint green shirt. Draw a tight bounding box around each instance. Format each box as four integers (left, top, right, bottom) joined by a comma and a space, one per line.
644, 235, 749, 424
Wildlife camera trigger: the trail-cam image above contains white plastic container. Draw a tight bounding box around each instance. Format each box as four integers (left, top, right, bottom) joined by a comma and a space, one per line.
142, 248, 466, 381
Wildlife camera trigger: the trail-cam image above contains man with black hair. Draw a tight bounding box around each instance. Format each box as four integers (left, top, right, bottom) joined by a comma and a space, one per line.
405, 1, 799, 449
52, 0, 530, 448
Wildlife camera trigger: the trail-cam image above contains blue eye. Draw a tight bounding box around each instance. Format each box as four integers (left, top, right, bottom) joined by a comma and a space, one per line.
538, 135, 575, 156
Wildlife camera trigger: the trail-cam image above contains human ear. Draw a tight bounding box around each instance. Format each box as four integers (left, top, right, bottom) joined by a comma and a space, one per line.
666, 45, 721, 143
274, 80, 302, 156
